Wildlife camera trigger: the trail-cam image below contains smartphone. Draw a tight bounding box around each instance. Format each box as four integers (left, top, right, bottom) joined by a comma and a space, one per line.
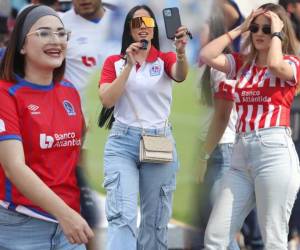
140, 39, 148, 50
162, 7, 182, 40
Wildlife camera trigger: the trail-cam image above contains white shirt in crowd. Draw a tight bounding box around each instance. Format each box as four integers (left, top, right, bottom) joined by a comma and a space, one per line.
211, 68, 237, 144
61, 8, 120, 103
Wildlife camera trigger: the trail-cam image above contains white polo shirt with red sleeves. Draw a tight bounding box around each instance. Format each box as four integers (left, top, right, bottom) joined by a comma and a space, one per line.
223, 52, 300, 133
0, 77, 84, 222
100, 46, 178, 128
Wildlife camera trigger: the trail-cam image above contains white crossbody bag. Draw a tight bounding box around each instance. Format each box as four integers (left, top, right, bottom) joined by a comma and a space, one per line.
125, 92, 173, 164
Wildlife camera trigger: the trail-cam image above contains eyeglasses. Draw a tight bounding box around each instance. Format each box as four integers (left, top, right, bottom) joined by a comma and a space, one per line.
131, 17, 155, 29
249, 24, 271, 35
26, 29, 71, 42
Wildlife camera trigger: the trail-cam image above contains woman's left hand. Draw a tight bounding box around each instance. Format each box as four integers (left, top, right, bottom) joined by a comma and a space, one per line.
264, 11, 284, 33
174, 26, 189, 54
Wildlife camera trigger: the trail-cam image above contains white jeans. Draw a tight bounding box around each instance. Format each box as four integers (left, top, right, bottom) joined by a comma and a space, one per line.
204, 127, 300, 250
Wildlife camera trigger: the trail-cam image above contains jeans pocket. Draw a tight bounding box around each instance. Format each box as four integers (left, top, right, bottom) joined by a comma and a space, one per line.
259, 134, 288, 148
156, 184, 176, 229
155, 184, 176, 248
0, 207, 32, 226
103, 172, 122, 221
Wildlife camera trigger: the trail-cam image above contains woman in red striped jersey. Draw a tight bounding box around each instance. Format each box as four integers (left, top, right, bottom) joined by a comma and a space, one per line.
200, 3, 300, 249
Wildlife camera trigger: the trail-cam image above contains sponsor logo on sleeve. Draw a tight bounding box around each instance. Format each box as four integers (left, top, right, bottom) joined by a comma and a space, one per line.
0, 119, 6, 133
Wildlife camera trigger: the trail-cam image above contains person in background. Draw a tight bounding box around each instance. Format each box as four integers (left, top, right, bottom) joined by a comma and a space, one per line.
61, 0, 119, 107
0, 4, 93, 249
279, 0, 300, 48
98, 4, 189, 250
0, 16, 9, 48
278, 1, 300, 249
61, 1, 120, 249
197, 4, 239, 250
221, 0, 244, 52
31, 0, 60, 11
0, 0, 10, 48
200, 3, 300, 249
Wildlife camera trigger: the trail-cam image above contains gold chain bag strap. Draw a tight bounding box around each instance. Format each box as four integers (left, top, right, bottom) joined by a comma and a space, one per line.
125, 92, 173, 163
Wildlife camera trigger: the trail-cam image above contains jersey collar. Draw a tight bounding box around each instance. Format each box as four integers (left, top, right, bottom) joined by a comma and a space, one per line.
14, 74, 54, 91
146, 46, 159, 63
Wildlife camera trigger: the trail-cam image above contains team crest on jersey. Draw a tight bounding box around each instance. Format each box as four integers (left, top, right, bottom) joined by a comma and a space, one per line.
149, 64, 161, 76
63, 100, 76, 116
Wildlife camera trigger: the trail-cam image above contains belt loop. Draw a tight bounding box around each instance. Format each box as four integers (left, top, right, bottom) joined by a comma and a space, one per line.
286, 127, 292, 136
124, 124, 129, 135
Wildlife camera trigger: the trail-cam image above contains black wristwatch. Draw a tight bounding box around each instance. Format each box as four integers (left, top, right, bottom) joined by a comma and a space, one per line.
271, 32, 283, 41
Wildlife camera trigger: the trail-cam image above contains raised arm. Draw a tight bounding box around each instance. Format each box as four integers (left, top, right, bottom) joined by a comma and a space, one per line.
199, 9, 265, 73
0, 140, 94, 244
99, 42, 141, 108
265, 11, 298, 81
171, 26, 189, 82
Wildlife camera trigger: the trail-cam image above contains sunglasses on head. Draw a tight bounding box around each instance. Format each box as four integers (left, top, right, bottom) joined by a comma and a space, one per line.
249, 24, 271, 35
131, 16, 155, 29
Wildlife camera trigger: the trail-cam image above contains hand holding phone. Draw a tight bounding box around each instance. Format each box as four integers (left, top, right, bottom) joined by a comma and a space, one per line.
140, 39, 148, 50
163, 7, 182, 40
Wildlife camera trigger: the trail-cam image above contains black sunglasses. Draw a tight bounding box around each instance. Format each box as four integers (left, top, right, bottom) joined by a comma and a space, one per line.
249, 24, 271, 35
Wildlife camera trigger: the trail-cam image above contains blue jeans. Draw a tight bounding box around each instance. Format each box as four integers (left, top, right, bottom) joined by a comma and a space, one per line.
288, 140, 300, 240
0, 206, 86, 250
201, 143, 239, 250
103, 121, 179, 250
204, 143, 234, 206
204, 127, 300, 250
202, 144, 264, 250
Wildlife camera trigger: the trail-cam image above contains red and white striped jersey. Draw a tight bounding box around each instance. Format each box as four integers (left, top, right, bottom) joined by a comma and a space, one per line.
223, 53, 300, 133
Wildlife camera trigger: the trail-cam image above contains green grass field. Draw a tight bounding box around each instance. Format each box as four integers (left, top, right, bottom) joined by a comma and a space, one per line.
84, 68, 205, 225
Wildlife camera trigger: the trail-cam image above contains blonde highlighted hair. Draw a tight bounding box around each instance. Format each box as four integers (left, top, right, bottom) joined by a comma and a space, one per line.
239, 3, 298, 75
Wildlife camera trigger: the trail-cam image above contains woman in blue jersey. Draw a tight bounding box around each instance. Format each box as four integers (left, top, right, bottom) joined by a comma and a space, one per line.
0, 5, 93, 250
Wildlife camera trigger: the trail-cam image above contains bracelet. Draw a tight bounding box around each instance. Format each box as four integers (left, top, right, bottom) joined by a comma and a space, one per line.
176, 50, 186, 62
177, 54, 185, 62
177, 58, 185, 62
226, 32, 233, 43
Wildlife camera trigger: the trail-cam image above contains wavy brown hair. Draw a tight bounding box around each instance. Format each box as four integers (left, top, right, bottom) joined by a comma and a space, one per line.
239, 3, 298, 75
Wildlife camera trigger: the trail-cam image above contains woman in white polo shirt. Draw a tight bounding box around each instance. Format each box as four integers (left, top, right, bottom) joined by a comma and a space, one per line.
98, 4, 189, 250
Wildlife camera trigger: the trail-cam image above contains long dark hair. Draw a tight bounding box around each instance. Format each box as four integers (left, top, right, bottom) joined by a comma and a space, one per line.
98, 5, 160, 129
0, 4, 65, 82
